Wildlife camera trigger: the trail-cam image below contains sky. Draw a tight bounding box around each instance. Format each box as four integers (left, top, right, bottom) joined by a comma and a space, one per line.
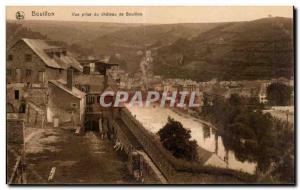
6, 6, 293, 24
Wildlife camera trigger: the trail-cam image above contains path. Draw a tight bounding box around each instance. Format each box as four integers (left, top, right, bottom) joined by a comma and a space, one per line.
24, 127, 137, 184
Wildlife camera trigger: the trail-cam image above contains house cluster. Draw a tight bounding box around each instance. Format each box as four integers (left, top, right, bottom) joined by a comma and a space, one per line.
7, 38, 293, 128
115, 70, 202, 94
112, 65, 293, 106
81, 51, 295, 111
6, 38, 114, 131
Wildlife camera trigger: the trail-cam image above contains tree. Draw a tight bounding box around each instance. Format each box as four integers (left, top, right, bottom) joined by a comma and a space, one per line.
201, 92, 211, 117
229, 93, 243, 107
267, 82, 292, 106
158, 117, 198, 161
199, 92, 294, 182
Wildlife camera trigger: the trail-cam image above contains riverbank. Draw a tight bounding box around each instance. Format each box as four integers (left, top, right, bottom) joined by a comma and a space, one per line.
171, 107, 217, 130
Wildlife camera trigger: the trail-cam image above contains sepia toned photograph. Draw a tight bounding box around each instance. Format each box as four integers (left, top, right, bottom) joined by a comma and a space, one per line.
6, 6, 295, 184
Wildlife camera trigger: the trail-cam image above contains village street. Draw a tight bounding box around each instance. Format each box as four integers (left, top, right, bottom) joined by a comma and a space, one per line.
24, 126, 137, 184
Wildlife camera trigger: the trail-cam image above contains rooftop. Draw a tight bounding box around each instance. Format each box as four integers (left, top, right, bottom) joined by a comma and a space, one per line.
15, 38, 83, 72
49, 79, 86, 99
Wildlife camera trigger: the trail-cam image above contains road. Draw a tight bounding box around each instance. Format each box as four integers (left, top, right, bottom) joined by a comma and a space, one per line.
24, 126, 137, 184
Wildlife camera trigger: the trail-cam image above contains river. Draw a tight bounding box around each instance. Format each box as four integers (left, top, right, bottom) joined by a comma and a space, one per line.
126, 104, 257, 174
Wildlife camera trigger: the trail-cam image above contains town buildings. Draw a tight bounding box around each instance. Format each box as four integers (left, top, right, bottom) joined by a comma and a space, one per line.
6, 37, 294, 132
7, 38, 91, 129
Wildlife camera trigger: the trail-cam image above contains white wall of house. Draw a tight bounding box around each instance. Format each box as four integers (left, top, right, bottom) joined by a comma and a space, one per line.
47, 107, 54, 122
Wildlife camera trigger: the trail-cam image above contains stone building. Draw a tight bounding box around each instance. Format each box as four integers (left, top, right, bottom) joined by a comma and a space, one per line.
6, 38, 83, 127
7, 38, 120, 132
258, 82, 270, 104
77, 59, 118, 134
7, 38, 82, 87
48, 69, 86, 127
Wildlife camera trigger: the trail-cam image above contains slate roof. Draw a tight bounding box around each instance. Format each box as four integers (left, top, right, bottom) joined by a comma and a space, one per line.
21, 38, 83, 72
49, 79, 86, 99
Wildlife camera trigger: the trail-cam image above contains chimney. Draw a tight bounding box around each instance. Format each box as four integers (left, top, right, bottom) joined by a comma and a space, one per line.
67, 68, 73, 89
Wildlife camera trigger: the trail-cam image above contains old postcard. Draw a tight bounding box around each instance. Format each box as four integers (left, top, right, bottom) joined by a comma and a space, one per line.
6, 6, 294, 184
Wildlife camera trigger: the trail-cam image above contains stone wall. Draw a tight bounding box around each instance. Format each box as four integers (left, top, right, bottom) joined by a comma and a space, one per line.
113, 119, 166, 184
27, 87, 48, 107
7, 119, 24, 184
7, 119, 24, 144
26, 103, 45, 128
119, 108, 177, 182
7, 84, 26, 113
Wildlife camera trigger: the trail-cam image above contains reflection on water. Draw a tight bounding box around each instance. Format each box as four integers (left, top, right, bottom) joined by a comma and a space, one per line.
126, 105, 257, 174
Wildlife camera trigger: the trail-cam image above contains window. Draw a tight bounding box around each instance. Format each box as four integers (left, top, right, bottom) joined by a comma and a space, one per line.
19, 103, 26, 113
26, 69, 31, 77
15, 68, 21, 82
80, 85, 90, 93
38, 71, 45, 83
55, 52, 61, 58
7, 54, 13, 61
14, 90, 19, 100
62, 50, 67, 56
86, 95, 95, 105
83, 66, 90, 74
86, 106, 93, 113
25, 54, 32, 62
7, 69, 11, 76
71, 103, 77, 108
47, 52, 54, 58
